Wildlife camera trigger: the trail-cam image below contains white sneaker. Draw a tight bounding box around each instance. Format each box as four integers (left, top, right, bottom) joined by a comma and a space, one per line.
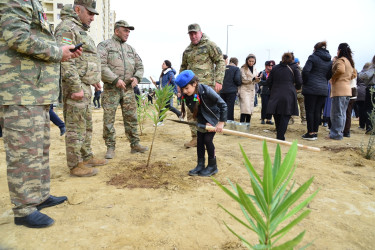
153, 122, 164, 127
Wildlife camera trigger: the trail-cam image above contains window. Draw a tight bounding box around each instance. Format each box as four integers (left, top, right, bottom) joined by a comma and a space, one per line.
57, 3, 63, 9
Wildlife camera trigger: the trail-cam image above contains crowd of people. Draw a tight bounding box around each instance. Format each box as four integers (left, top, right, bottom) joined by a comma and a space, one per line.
0, 0, 374, 230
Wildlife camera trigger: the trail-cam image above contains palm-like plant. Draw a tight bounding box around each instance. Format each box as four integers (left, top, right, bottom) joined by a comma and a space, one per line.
213, 141, 319, 249
146, 85, 174, 167
136, 93, 150, 136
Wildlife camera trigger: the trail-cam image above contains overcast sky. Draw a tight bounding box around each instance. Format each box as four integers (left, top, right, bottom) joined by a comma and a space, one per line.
111, 0, 375, 85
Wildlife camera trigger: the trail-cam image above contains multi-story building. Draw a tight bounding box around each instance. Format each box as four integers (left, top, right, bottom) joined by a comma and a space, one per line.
41, 0, 115, 45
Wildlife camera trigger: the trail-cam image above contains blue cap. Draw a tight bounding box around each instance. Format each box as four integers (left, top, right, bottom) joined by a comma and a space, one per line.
175, 70, 195, 88
294, 58, 300, 63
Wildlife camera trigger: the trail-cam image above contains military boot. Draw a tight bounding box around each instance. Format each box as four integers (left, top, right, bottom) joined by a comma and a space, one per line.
188, 158, 205, 176
70, 162, 98, 177
184, 137, 197, 148
105, 148, 115, 159
83, 157, 108, 167
131, 144, 148, 154
199, 157, 218, 177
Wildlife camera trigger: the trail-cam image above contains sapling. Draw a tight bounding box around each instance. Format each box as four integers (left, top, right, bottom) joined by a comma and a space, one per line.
213, 141, 319, 249
136, 93, 150, 136
361, 87, 375, 160
146, 85, 174, 167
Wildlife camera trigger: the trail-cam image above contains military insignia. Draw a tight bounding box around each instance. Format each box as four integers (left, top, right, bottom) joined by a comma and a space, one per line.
61, 32, 73, 45
92, 1, 96, 8
79, 31, 87, 35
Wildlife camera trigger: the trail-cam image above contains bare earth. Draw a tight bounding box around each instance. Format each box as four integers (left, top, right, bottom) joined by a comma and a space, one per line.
0, 103, 374, 249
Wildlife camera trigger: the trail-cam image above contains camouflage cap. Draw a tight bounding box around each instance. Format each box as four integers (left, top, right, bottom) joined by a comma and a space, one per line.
188, 23, 201, 33
74, 0, 99, 15
115, 20, 134, 30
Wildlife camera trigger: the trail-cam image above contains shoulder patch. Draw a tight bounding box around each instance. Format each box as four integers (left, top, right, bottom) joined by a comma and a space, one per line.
62, 32, 73, 45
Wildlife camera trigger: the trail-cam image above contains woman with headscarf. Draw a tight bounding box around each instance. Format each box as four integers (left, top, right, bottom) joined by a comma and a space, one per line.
238, 54, 260, 124
266, 52, 302, 140
328, 43, 357, 140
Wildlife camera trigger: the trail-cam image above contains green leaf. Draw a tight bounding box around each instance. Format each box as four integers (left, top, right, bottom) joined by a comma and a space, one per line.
272, 177, 314, 221
281, 189, 319, 223
251, 179, 268, 217
273, 141, 298, 190
240, 144, 262, 185
262, 142, 273, 205
272, 144, 282, 181
271, 210, 311, 239
272, 231, 305, 250
212, 177, 240, 203
223, 222, 253, 249
237, 184, 267, 232
218, 204, 257, 233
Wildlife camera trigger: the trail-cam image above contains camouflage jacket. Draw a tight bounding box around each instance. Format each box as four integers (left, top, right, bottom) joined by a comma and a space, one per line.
97, 34, 144, 89
0, 0, 63, 105
180, 34, 225, 87
54, 5, 100, 104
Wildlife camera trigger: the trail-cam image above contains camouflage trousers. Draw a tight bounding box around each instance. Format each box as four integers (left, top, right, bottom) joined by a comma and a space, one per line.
297, 92, 306, 122
102, 87, 139, 148
0, 105, 50, 217
63, 103, 93, 169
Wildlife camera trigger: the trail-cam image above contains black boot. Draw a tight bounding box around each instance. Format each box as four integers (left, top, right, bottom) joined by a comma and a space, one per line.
188, 158, 205, 176
199, 157, 218, 177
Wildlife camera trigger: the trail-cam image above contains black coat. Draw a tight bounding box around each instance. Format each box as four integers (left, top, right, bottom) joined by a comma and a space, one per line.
184, 84, 227, 126
221, 64, 241, 94
302, 48, 332, 96
266, 62, 302, 116
258, 70, 270, 95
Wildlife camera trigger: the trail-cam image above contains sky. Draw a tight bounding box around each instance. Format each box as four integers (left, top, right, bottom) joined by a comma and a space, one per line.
111, 0, 375, 86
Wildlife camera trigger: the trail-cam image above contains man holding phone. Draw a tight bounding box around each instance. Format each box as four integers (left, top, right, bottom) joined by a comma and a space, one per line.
54, 0, 107, 177
0, 0, 82, 228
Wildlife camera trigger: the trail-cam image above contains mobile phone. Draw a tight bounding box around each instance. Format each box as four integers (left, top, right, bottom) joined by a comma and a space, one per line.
70, 43, 83, 52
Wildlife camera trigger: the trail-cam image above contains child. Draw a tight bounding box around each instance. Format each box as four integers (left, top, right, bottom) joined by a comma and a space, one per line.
175, 70, 227, 177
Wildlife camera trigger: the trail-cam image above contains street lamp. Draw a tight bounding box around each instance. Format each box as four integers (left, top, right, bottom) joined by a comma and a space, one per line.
226, 24, 233, 56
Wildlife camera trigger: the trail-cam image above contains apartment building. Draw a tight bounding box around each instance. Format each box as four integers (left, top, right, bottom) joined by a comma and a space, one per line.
41, 0, 115, 45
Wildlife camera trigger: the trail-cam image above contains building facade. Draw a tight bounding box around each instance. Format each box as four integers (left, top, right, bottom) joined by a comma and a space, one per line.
41, 0, 115, 46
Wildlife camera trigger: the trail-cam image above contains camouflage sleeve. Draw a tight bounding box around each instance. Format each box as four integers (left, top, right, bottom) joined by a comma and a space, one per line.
209, 42, 225, 84
97, 41, 119, 84
180, 50, 188, 73
0, 0, 63, 62
54, 26, 82, 93
132, 48, 144, 83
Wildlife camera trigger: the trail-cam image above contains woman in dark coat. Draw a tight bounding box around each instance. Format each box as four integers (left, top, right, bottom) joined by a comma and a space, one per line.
266, 52, 302, 140
301, 41, 333, 140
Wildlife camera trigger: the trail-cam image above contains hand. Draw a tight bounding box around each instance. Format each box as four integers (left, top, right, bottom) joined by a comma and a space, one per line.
116, 79, 126, 90
92, 83, 101, 91
61, 45, 82, 62
215, 82, 222, 93
177, 92, 181, 98
215, 122, 225, 133
71, 89, 84, 100
130, 77, 138, 88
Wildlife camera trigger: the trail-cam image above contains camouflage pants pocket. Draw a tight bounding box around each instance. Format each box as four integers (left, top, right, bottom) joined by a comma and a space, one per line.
0, 105, 50, 217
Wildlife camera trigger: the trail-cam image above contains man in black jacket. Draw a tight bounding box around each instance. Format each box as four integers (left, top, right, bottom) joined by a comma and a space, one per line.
220, 57, 241, 120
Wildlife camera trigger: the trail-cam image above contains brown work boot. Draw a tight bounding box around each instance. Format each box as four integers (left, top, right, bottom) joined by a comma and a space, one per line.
105, 148, 115, 159
131, 144, 148, 154
184, 137, 197, 148
70, 163, 98, 177
83, 157, 108, 167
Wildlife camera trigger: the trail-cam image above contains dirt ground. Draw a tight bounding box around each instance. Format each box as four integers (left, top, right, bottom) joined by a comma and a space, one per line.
0, 102, 374, 249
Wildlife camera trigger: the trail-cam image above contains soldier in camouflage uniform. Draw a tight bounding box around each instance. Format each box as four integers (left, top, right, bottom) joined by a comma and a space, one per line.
97, 20, 148, 159
180, 23, 225, 148
0, 0, 82, 227
54, 0, 107, 177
